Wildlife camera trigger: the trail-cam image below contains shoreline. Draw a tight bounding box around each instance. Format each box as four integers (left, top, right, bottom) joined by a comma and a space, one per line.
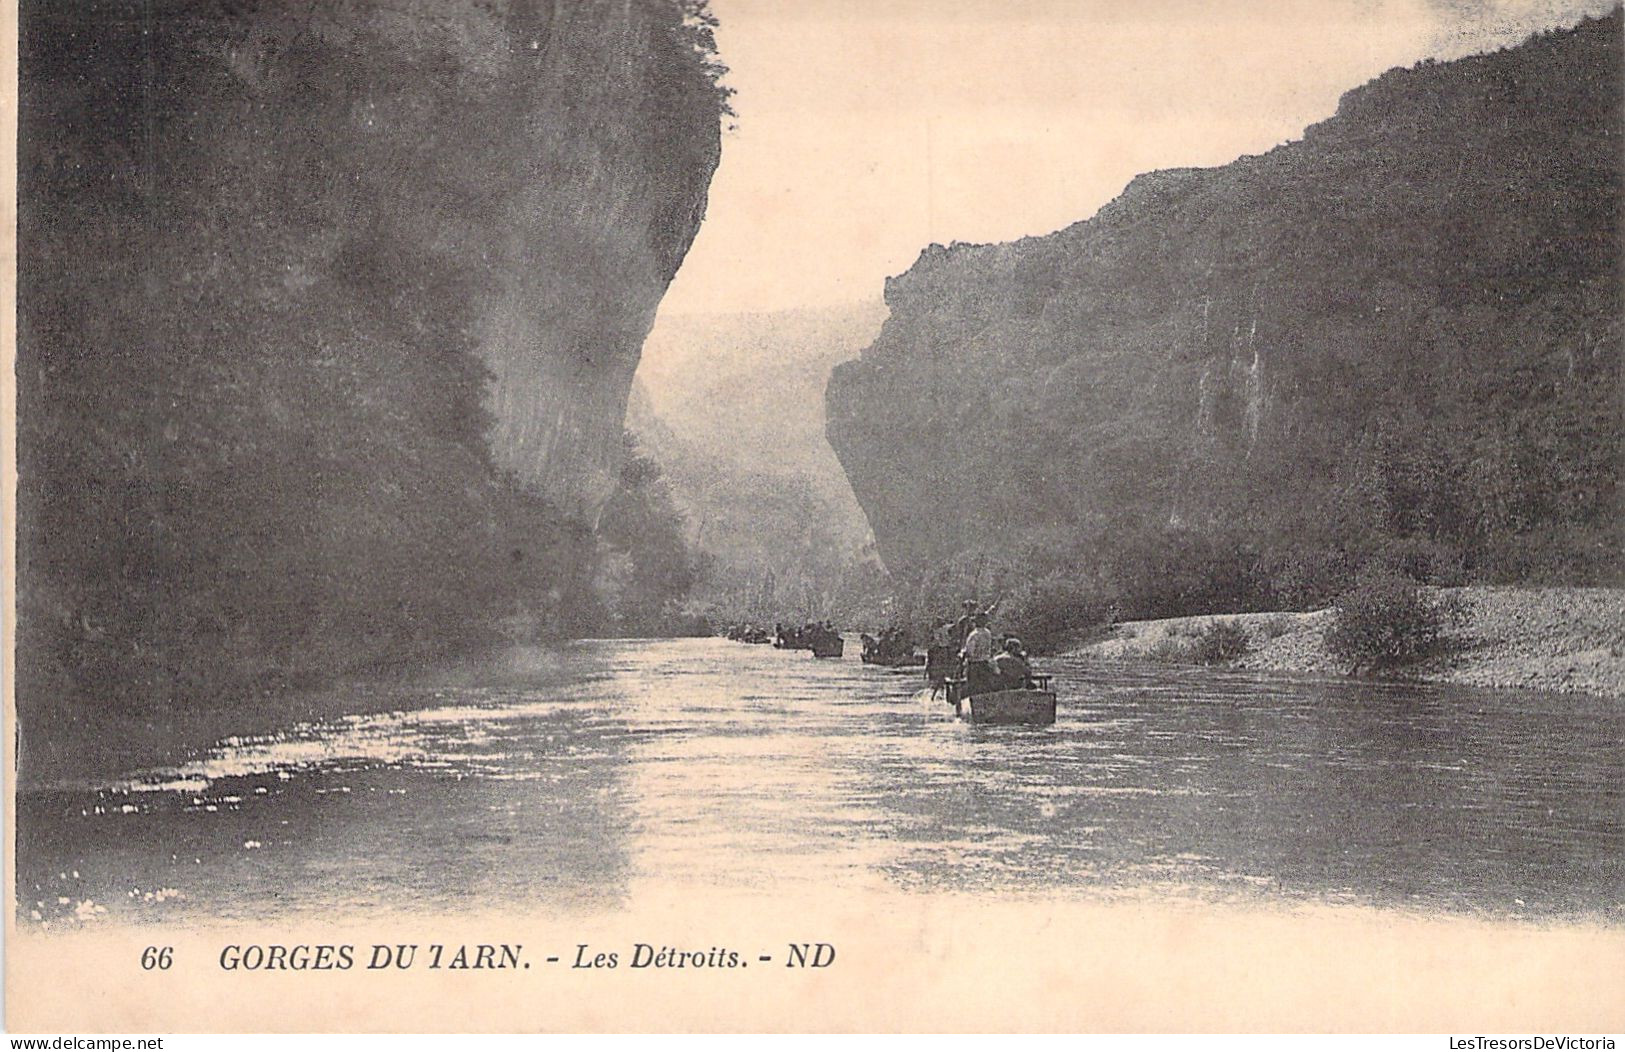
1058, 585, 1625, 700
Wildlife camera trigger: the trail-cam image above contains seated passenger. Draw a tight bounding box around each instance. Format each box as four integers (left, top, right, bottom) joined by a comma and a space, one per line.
990, 637, 1033, 691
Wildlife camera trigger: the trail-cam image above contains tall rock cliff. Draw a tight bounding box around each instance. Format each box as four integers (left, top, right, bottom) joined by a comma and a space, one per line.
827, 11, 1621, 613
17, 0, 724, 722
26, 0, 719, 529
467, 2, 723, 526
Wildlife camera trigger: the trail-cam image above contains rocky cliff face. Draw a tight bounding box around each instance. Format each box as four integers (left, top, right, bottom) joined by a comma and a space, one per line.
827, 12, 1621, 601
468, 2, 723, 526
23, 0, 719, 530
17, 0, 723, 725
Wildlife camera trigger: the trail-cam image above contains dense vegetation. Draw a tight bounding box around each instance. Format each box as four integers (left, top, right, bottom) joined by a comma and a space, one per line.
17, 1, 725, 731
1325, 571, 1467, 672
567, 434, 708, 639
827, 12, 1622, 650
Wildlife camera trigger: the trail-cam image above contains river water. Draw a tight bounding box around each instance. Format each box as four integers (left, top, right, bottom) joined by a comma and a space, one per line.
17, 637, 1625, 929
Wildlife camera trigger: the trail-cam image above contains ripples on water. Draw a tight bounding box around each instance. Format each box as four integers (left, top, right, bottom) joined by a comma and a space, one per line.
17, 638, 1625, 928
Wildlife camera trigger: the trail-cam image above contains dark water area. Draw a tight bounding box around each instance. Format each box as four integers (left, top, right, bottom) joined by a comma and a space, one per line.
17, 638, 1625, 928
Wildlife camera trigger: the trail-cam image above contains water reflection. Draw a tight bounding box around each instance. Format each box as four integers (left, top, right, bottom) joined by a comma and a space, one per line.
851, 666, 1625, 923
16, 639, 1625, 928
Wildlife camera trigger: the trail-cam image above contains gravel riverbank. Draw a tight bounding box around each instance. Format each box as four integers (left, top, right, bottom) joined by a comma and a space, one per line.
1060, 586, 1625, 700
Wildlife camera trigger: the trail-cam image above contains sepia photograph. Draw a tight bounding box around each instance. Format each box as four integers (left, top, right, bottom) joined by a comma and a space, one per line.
6, 0, 1624, 1035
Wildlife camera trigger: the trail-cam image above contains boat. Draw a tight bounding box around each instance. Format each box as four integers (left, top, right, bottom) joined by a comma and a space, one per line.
945, 674, 1056, 726
860, 644, 925, 667
859, 629, 923, 667
810, 636, 845, 659
953, 688, 1056, 725
862, 652, 925, 668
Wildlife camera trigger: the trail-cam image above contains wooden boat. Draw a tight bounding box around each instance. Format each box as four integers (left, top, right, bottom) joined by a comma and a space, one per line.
811, 636, 844, 659
861, 651, 925, 667
945, 674, 1056, 726
954, 689, 1056, 726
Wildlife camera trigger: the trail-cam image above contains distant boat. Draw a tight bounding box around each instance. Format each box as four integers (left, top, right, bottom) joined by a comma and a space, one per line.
861, 652, 924, 667
859, 630, 921, 667
810, 636, 844, 659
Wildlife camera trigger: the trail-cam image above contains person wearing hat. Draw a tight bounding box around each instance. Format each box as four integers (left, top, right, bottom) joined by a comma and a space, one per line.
991, 637, 1033, 691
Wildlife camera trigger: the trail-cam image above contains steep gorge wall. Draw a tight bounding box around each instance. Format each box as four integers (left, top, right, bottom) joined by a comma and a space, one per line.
470, 2, 723, 526
827, 12, 1621, 599
17, 0, 722, 723
22, 0, 719, 521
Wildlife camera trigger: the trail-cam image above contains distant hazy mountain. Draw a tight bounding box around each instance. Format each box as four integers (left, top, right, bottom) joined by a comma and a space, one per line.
629, 303, 890, 615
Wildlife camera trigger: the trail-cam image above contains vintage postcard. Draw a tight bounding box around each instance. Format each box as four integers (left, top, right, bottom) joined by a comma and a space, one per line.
6, 0, 1623, 1035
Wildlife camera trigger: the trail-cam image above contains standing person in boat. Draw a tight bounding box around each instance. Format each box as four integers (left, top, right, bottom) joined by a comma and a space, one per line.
954, 597, 1003, 639
960, 612, 997, 696
926, 618, 959, 693
991, 637, 1033, 691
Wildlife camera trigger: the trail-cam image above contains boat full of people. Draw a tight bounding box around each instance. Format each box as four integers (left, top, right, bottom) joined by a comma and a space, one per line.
933, 599, 1057, 726
722, 623, 773, 644
721, 620, 845, 657
859, 625, 924, 667
945, 672, 1056, 726
773, 621, 845, 659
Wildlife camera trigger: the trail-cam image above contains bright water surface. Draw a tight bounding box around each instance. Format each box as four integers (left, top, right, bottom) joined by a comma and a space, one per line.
17, 637, 1625, 927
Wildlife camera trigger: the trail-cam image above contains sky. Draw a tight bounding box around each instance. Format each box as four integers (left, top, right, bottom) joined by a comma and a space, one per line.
652, 0, 1615, 319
